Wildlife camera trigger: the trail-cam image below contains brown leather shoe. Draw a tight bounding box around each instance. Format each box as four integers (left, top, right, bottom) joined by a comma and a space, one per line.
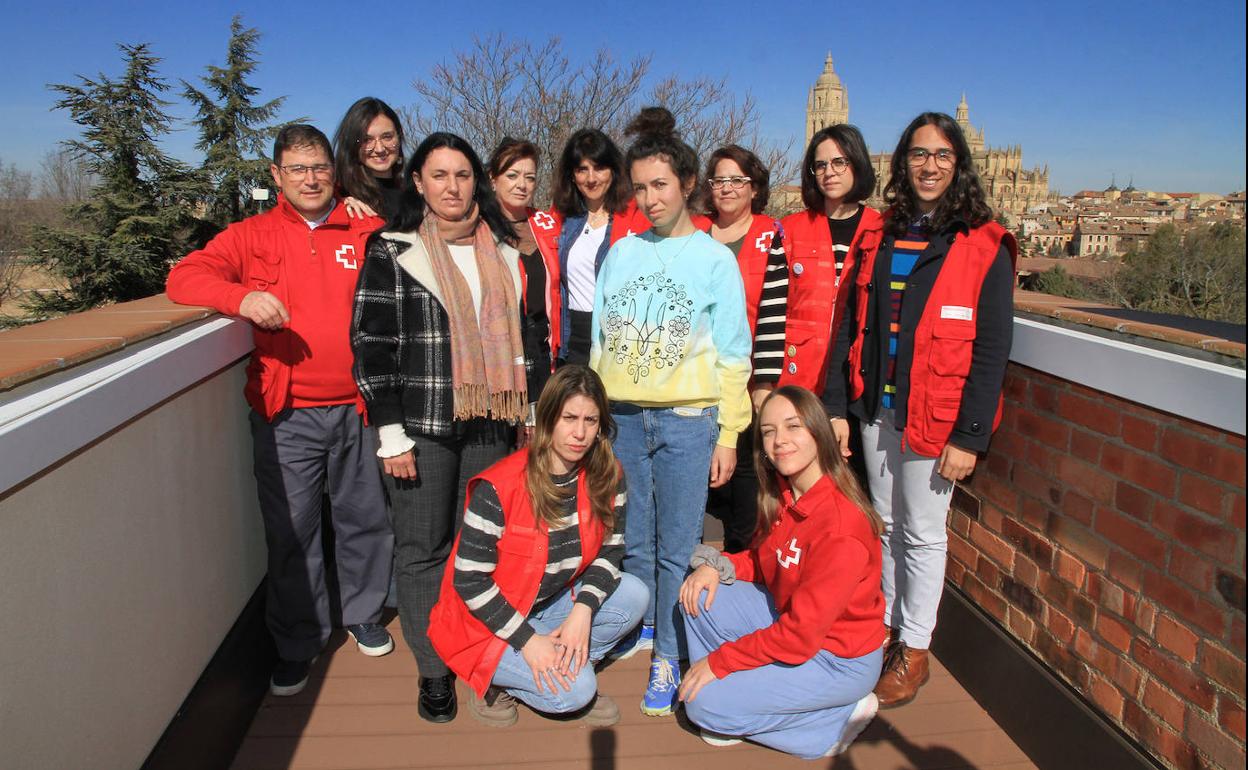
874, 642, 930, 708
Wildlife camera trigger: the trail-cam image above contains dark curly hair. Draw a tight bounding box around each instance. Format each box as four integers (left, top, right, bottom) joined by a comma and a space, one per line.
387, 132, 515, 246
624, 106, 699, 197
883, 112, 993, 238
701, 144, 770, 217
551, 129, 631, 217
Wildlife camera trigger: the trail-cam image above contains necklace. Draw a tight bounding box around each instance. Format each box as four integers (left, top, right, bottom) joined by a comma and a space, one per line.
585, 209, 609, 232
651, 232, 696, 272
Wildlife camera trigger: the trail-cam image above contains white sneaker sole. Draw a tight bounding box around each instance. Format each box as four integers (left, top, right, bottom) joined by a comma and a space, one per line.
350, 631, 394, 657
609, 636, 653, 661
826, 692, 879, 756
700, 730, 743, 747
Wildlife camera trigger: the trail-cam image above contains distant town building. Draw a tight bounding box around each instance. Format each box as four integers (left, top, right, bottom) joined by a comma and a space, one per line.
801, 56, 1053, 220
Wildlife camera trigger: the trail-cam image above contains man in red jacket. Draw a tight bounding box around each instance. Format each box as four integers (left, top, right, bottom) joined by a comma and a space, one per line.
166, 124, 395, 697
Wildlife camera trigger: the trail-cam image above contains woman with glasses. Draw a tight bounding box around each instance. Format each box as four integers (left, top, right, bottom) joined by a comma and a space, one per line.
591, 107, 751, 717
821, 112, 1015, 708
696, 145, 790, 553
352, 132, 529, 724
551, 129, 651, 365
333, 97, 406, 219
779, 125, 881, 394
488, 138, 560, 409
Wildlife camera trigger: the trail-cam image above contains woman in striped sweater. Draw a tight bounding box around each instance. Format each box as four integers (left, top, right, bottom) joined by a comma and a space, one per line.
428, 365, 648, 727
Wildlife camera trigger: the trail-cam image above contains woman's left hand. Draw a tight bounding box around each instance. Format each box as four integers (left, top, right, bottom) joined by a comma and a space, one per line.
548, 603, 592, 677
678, 657, 719, 703
709, 444, 737, 488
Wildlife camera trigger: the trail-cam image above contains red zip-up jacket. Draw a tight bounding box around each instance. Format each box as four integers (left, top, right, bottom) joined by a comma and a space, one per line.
165, 196, 383, 420
708, 474, 886, 678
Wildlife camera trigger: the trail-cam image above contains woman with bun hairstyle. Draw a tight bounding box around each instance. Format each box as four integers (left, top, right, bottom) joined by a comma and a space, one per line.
428, 365, 648, 728
696, 144, 790, 553
488, 137, 560, 405
334, 97, 406, 220
679, 385, 885, 759
352, 131, 528, 723
551, 129, 651, 365
779, 124, 881, 393
822, 112, 1015, 708
590, 107, 752, 716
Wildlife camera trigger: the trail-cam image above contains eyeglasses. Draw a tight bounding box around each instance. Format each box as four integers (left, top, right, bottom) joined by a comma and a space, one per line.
907, 148, 956, 169
709, 176, 751, 190
279, 163, 333, 178
810, 157, 851, 176
358, 132, 399, 150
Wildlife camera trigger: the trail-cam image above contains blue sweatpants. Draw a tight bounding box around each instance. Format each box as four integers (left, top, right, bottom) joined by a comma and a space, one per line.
683, 581, 883, 760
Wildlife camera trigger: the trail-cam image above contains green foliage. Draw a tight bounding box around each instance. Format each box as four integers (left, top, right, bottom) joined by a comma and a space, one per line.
1031, 264, 1087, 298
182, 16, 289, 227
25, 43, 211, 317
1107, 223, 1246, 324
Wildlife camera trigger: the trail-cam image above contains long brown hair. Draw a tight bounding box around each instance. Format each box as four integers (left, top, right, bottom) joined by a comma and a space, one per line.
753, 386, 882, 540
526, 366, 620, 529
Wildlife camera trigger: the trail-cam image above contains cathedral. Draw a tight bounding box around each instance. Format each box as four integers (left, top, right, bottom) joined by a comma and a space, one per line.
804, 54, 1053, 219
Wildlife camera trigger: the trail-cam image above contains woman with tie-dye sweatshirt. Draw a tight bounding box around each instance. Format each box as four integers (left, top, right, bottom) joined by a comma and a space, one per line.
588, 107, 752, 717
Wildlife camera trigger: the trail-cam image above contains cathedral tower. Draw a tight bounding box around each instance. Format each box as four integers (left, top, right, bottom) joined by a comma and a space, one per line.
805, 52, 849, 144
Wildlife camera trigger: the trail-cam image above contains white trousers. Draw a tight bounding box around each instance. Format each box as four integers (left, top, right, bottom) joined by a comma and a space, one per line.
859, 411, 953, 649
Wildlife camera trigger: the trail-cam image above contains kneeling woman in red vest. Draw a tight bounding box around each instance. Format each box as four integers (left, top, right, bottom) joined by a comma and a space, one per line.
678, 385, 886, 759
822, 112, 1016, 708
429, 365, 648, 726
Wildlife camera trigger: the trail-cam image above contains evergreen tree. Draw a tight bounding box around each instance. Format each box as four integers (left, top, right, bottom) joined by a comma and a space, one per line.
183, 16, 288, 227
26, 43, 210, 316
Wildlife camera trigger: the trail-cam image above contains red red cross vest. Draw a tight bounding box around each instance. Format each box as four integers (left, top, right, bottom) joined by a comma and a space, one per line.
845, 219, 1018, 457
427, 449, 606, 696
693, 213, 780, 335
526, 207, 564, 360
778, 206, 885, 392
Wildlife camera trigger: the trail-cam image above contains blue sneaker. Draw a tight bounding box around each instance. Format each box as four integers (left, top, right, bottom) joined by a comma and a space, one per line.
607, 623, 654, 660
641, 656, 680, 716
347, 623, 394, 656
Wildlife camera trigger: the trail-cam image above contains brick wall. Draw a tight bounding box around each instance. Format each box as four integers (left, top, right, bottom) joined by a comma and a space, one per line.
949, 362, 1246, 770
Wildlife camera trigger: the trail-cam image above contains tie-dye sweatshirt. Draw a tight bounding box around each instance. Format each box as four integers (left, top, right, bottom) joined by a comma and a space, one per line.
590, 230, 752, 447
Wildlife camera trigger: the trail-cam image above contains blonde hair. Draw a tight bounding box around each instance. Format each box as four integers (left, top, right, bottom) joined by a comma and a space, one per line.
753, 386, 883, 541
526, 366, 620, 528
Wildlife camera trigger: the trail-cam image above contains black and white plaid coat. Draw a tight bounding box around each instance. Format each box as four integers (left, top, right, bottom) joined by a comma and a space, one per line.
351, 230, 523, 438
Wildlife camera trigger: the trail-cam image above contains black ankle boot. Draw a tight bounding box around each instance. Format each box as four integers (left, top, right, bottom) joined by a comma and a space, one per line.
418, 674, 457, 723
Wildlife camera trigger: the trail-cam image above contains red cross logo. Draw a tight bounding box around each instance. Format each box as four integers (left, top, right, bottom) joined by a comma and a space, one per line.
533, 211, 557, 230
335, 244, 358, 270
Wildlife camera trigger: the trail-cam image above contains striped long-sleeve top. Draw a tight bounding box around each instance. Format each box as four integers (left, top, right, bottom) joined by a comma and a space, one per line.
747, 232, 790, 383
453, 472, 628, 650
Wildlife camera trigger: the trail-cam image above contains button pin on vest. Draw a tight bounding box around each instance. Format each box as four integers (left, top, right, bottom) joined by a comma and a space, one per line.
787, 345, 797, 356
793, 262, 804, 275
788, 362, 798, 374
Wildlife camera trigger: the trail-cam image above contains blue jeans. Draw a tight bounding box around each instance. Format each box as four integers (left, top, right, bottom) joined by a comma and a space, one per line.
491, 573, 648, 714
683, 582, 883, 759
612, 403, 719, 660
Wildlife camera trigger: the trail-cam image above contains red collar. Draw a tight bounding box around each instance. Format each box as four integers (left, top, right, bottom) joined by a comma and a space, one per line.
778, 474, 839, 520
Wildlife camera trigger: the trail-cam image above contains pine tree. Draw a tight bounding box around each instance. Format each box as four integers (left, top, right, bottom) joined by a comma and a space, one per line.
183, 16, 288, 227
26, 43, 210, 316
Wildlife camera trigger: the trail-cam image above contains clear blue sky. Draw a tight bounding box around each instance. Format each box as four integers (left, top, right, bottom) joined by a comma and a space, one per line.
2, 0, 1244, 194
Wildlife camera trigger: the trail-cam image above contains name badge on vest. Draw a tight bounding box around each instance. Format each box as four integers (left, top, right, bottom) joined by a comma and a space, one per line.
940, 305, 974, 321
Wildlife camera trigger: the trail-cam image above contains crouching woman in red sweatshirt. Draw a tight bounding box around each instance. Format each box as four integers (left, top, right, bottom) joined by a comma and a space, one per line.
678, 385, 886, 759
428, 365, 648, 727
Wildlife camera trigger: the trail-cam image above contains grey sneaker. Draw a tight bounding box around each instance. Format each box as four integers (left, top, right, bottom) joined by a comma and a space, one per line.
270, 658, 313, 697
469, 686, 518, 728
347, 623, 394, 656
580, 694, 620, 727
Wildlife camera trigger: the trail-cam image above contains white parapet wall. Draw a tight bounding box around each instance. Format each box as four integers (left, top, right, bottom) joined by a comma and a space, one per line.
0, 318, 265, 770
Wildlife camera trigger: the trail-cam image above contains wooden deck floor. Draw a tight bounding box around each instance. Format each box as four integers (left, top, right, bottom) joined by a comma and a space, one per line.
232, 614, 1036, 770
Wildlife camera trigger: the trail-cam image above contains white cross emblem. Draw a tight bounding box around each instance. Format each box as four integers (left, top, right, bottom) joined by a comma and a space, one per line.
776, 538, 802, 569
533, 211, 557, 230
754, 230, 775, 253
335, 244, 358, 270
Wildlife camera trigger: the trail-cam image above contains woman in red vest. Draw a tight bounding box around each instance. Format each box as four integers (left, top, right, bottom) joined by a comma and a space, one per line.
428, 365, 648, 727
696, 144, 790, 553
678, 385, 885, 759
779, 124, 882, 393
487, 138, 561, 412
822, 112, 1016, 708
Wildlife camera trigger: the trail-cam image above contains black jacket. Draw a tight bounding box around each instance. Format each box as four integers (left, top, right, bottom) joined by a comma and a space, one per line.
822, 220, 1014, 453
